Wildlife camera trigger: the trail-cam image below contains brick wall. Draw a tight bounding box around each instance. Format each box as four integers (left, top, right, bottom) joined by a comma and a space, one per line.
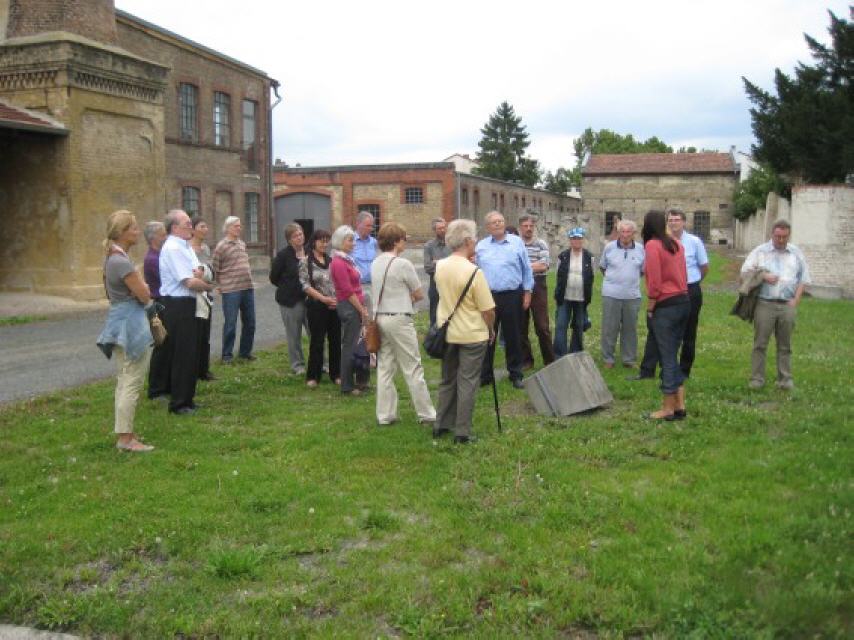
6, 0, 117, 44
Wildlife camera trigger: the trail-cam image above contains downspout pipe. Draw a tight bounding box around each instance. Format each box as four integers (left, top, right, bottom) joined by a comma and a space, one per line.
268, 79, 282, 254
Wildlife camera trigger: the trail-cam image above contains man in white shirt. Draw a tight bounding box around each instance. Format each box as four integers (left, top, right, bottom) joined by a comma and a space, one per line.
740, 219, 810, 390
150, 209, 214, 414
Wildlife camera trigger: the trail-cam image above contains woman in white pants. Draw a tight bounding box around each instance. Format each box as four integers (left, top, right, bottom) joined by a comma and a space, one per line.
370, 222, 436, 426
96, 210, 155, 452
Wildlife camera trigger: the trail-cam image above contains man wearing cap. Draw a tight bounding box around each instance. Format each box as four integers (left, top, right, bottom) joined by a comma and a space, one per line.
634, 208, 709, 380
553, 227, 594, 355
599, 219, 645, 368
475, 211, 534, 389
518, 214, 555, 369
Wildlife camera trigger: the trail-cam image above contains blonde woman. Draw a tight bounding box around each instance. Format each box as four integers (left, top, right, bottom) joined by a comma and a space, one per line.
96, 210, 155, 452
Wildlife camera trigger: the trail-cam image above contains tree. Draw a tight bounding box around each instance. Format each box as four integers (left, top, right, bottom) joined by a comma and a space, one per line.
733, 164, 788, 220
543, 167, 575, 195
474, 101, 541, 187
742, 9, 853, 183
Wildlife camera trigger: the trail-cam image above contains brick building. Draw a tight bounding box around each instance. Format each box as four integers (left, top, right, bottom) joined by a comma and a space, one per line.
272, 162, 581, 250
0, 0, 277, 299
581, 152, 739, 251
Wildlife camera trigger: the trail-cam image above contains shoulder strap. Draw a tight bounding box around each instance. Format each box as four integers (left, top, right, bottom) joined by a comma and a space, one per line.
442, 267, 479, 328
372, 256, 397, 319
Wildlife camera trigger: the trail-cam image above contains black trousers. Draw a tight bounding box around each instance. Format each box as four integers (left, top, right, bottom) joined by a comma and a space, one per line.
428, 277, 440, 328
639, 283, 703, 378
481, 288, 524, 383
196, 315, 211, 379
154, 296, 200, 412
306, 299, 341, 383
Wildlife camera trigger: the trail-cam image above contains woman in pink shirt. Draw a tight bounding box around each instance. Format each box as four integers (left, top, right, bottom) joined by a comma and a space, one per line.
329, 225, 371, 395
642, 210, 689, 420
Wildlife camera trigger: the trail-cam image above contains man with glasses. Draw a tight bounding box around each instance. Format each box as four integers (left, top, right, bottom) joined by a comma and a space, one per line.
740, 219, 810, 390
599, 219, 645, 369
518, 213, 555, 369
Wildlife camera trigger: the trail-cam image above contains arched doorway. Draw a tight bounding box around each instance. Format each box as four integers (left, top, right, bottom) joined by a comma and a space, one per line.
274, 192, 331, 252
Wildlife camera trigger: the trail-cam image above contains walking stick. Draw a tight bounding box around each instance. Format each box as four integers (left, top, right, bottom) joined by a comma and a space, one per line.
491, 377, 502, 433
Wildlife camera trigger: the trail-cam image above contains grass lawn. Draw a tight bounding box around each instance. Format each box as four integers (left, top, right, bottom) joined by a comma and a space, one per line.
0, 251, 851, 637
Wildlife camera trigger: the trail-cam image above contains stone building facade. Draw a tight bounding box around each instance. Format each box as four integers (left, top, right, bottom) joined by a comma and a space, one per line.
272, 162, 580, 250
0, 0, 277, 300
581, 152, 739, 253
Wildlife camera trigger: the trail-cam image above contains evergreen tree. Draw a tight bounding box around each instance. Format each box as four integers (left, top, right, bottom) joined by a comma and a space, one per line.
742, 9, 853, 183
543, 167, 574, 194
474, 101, 541, 187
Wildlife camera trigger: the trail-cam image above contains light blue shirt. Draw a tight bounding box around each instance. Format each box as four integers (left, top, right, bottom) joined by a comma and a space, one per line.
353, 234, 378, 283
159, 234, 200, 297
679, 231, 709, 284
600, 240, 645, 299
475, 233, 534, 292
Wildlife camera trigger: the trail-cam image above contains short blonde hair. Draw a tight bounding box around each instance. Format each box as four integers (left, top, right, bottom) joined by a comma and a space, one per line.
284, 222, 304, 243
446, 219, 477, 251
103, 210, 136, 253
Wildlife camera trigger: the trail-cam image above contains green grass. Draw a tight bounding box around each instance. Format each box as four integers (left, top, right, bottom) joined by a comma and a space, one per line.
0, 253, 851, 637
0, 315, 49, 326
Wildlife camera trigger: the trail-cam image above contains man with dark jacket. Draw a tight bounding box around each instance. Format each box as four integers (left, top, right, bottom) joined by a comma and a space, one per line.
553, 227, 595, 355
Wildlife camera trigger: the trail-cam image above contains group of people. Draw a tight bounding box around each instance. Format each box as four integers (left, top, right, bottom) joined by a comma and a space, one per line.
97, 203, 810, 452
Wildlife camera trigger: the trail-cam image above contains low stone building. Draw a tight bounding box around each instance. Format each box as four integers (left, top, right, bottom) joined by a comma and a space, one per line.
581, 152, 739, 252
272, 162, 580, 250
0, 0, 277, 300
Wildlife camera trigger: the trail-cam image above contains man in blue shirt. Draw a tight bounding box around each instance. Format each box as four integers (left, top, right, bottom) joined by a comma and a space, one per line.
634, 208, 709, 380
352, 210, 378, 309
476, 211, 534, 389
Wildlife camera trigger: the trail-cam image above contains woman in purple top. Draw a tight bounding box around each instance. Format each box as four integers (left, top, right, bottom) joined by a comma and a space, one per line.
143, 220, 166, 299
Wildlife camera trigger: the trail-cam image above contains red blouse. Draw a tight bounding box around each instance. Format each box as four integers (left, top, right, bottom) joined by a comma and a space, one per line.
330, 255, 365, 304
644, 238, 688, 303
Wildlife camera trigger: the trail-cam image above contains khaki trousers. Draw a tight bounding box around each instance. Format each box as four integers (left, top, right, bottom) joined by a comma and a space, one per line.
114, 345, 152, 434
751, 299, 796, 385
376, 314, 436, 423
437, 341, 488, 438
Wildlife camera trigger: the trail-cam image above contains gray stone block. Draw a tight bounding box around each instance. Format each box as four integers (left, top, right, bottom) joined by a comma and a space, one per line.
522, 352, 613, 417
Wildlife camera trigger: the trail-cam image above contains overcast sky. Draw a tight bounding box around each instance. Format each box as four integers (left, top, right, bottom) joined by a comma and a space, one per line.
116, 0, 848, 174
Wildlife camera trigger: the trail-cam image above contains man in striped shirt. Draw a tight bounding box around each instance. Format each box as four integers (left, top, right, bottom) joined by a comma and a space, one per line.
212, 216, 256, 363
518, 214, 555, 369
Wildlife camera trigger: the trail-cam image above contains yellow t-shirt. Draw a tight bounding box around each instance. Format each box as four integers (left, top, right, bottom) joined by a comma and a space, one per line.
435, 255, 495, 344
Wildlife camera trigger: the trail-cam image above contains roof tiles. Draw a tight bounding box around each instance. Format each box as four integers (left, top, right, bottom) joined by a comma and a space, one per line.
582, 152, 736, 176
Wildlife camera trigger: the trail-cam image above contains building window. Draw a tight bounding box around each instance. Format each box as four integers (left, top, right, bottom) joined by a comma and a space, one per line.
491, 193, 498, 208
179, 83, 198, 142
719, 203, 729, 210
244, 192, 259, 242
693, 211, 710, 242
358, 204, 381, 236
522, 196, 526, 208
461, 188, 469, 206
514, 195, 519, 210
404, 187, 423, 204
242, 99, 257, 171
473, 189, 480, 208
214, 91, 231, 147
182, 186, 201, 217
499, 193, 505, 209
605, 211, 621, 235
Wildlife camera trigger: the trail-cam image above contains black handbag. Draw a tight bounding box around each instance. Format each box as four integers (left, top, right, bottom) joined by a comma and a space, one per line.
423, 268, 478, 359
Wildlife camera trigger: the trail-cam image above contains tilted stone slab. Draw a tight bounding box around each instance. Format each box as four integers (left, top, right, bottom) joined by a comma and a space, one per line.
522, 352, 613, 417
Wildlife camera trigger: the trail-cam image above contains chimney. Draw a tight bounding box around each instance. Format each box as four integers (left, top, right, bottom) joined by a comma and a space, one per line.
6, 0, 117, 45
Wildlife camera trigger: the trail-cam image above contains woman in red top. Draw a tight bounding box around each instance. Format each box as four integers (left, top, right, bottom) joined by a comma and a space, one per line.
642, 210, 690, 420
329, 225, 371, 395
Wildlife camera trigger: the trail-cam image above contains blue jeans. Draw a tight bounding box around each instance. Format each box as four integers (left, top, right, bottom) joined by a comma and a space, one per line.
221, 288, 256, 359
650, 300, 690, 394
554, 300, 586, 357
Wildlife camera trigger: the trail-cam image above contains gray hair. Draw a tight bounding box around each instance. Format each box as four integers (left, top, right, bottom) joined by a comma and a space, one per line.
164, 209, 187, 234
771, 218, 791, 232
431, 218, 446, 231
617, 219, 637, 233
223, 215, 240, 235
329, 225, 355, 251
484, 210, 503, 225
143, 220, 165, 245
446, 219, 477, 251
518, 213, 538, 225
355, 211, 374, 226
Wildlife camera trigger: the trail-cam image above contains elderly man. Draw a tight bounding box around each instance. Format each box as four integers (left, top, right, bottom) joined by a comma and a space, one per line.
352, 211, 378, 309
475, 211, 534, 389
212, 216, 256, 363
149, 209, 214, 415
634, 208, 709, 380
518, 214, 555, 369
423, 217, 450, 327
143, 220, 166, 301
741, 219, 810, 390
599, 219, 645, 368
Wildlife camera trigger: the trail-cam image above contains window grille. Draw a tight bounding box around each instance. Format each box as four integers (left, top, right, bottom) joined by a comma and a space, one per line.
214, 92, 231, 147
179, 83, 198, 142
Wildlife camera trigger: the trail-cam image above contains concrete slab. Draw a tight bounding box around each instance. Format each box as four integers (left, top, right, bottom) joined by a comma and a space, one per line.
523, 352, 613, 417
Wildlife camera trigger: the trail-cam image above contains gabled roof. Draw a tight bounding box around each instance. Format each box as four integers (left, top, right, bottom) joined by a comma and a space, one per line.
582, 152, 736, 176
0, 99, 68, 135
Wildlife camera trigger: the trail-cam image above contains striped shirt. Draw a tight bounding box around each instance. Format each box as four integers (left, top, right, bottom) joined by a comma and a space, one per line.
212, 238, 254, 293
524, 237, 550, 277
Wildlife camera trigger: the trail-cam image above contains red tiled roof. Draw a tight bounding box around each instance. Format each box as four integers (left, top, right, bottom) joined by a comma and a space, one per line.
582, 152, 735, 176
0, 99, 67, 135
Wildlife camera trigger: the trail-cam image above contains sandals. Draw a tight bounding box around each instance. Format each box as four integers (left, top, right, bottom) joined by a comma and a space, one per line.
116, 439, 154, 452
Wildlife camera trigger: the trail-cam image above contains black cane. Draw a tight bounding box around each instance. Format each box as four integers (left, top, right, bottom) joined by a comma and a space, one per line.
491, 377, 502, 433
